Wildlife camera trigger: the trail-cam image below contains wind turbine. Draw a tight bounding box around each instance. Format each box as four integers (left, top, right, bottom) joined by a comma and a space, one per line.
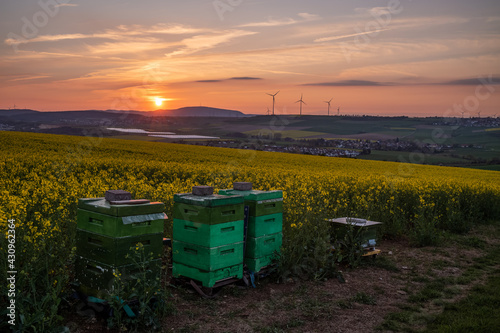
461, 111, 465, 118
337, 107, 340, 116
324, 97, 333, 116
267, 107, 270, 115
295, 93, 306, 115
477, 110, 481, 118
266, 91, 280, 116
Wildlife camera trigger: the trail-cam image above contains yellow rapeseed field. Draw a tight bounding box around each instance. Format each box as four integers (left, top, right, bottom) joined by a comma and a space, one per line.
0, 130, 499, 330
1, 130, 499, 250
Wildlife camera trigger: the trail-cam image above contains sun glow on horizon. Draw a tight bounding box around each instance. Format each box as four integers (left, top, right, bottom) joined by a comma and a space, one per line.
154, 97, 167, 107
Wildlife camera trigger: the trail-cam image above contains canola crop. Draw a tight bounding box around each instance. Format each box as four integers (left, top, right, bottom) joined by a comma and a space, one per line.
1, 130, 499, 248
0, 130, 499, 329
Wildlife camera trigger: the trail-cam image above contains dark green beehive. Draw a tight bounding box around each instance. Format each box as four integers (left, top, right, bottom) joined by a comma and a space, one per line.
219, 183, 284, 272
172, 186, 245, 286
75, 190, 166, 298
172, 262, 243, 288
172, 240, 244, 271
247, 213, 283, 238
173, 186, 244, 224
75, 256, 161, 299
329, 217, 382, 249
76, 230, 163, 266
173, 219, 244, 248
77, 194, 166, 238
244, 255, 275, 272
245, 232, 282, 259
218, 184, 283, 217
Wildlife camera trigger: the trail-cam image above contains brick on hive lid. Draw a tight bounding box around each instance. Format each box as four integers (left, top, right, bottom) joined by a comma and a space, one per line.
192, 186, 213, 196
233, 182, 252, 191
105, 190, 132, 202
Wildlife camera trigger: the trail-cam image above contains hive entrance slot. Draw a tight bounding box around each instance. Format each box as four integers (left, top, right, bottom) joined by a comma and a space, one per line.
89, 218, 103, 226
88, 237, 103, 246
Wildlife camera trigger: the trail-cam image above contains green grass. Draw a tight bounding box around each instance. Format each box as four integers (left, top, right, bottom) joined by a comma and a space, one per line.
357, 151, 465, 164
243, 129, 328, 138
424, 269, 500, 333
336, 291, 377, 309
408, 282, 445, 303
358, 149, 500, 167
453, 235, 487, 249
378, 130, 415, 137
390, 127, 417, 131
467, 165, 500, 171
352, 292, 377, 305
109, 134, 168, 141
277, 130, 328, 139
450, 147, 500, 160
379, 223, 500, 332
105, 116, 500, 169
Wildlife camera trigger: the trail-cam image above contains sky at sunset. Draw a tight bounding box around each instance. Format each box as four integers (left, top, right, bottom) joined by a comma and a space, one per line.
1, 0, 499, 116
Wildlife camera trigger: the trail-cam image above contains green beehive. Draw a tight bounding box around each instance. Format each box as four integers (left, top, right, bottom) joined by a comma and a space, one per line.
77, 190, 166, 238
173, 202, 244, 225
173, 218, 244, 248
244, 255, 276, 272
75, 190, 166, 298
247, 213, 283, 238
219, 183, 284, 272
218, 185, 283, 217
173, 186, 244, 224
77, 208, 166, 238
172, 240, 244, 271
172, 262, 243, 288
245, 198, 283, 217
76, 229, 163, 266
78, 197, 165, 218
172, 186, 246, 285
75, 256, 161, 299
245, 232, 282, 259
329, 217, 382, 249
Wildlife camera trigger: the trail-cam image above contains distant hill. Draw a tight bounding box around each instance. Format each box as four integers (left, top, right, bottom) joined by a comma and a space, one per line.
150, 106, 246, 117
0, 106, 247, 122
0, 109, 146, 123
0, 109, 39, 117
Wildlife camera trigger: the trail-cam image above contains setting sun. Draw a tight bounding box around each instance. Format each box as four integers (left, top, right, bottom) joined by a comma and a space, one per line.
154, 97, 165, 107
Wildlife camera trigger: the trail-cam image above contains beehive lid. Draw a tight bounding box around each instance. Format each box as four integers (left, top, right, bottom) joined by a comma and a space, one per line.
78, 198, 165, 217
218, 188, 283, 201
327, 217, 382, 227
173, 193, 244, 207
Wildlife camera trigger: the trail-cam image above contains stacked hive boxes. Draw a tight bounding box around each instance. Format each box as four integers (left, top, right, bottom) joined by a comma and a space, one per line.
219, 182, 283, 272
172, 186, 245, 287
75, 190, 166, 298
